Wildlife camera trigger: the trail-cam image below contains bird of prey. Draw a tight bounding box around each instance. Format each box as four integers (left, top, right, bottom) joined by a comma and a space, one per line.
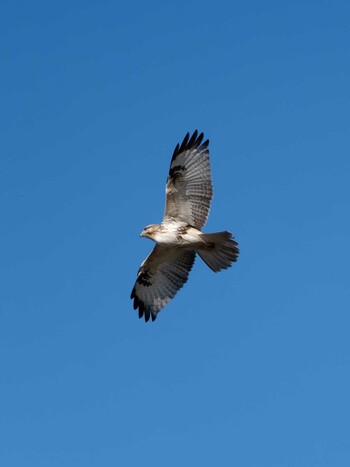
131, 130, 239, 322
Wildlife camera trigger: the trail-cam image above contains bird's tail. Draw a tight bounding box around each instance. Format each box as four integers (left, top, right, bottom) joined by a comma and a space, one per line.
197, 231, 239, 272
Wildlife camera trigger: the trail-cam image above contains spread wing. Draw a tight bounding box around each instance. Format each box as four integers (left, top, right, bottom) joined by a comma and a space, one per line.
164, 130, 213, 229
130, 245, 196, 322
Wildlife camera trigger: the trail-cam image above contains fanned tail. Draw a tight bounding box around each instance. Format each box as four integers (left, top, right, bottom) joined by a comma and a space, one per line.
197, 231, 239, 272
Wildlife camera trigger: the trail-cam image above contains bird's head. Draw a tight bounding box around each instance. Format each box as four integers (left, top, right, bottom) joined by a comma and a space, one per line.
140, 224, 159, 240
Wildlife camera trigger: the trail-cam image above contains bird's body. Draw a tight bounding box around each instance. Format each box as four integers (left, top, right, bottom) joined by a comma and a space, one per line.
131, 130, 239, 322
141, 222, 204, 248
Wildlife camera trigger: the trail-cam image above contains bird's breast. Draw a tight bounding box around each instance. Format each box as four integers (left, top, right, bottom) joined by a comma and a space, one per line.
154, 224, 203, 248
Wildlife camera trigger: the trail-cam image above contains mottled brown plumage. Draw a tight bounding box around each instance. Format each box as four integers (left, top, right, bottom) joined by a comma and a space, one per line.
131, 130, 239, 322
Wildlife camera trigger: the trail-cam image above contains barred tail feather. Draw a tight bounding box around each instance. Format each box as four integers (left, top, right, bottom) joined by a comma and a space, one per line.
197, 231, 239, 272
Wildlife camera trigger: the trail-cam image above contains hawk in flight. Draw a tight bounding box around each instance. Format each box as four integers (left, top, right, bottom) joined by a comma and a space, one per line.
131, 130, 239, 322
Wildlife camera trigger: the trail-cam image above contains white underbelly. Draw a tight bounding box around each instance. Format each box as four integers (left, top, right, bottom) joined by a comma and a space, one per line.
154, 226, 203, 248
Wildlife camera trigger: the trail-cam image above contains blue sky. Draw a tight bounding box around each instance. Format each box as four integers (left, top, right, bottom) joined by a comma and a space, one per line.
1, 1, 350, 465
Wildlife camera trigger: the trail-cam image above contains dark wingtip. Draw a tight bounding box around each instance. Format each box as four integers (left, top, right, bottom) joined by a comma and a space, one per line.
196, 132, 204, 147
179, 132, 190, 153
131, 292, 156, 323
172, 143, 180, 159
151, 311, 157, 322
188, 129, 198, 147
144, 308, 150, 322
201, 138, 209, 150
171, 130, 207, 161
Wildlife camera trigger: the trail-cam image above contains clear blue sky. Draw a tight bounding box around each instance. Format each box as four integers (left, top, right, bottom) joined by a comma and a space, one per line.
1, 1, 350, 465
